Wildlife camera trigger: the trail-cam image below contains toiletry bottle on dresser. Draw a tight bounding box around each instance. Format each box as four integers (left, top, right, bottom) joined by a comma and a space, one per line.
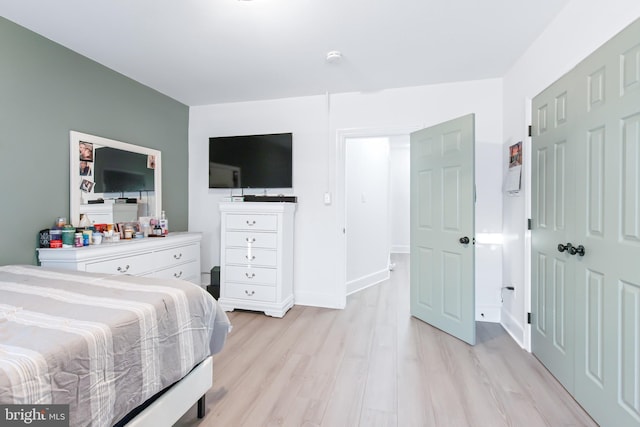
159, 210, 169, 235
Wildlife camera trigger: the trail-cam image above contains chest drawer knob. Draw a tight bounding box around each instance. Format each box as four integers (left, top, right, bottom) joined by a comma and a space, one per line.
244, 290, 255, 296
173, 253, 183, 260
246, 220, 256, 226
174, 271, 183, 278
246, 237, 256, 243
245, 272, 256, 279
246, 255, 256, 261
117, 264, 130, 273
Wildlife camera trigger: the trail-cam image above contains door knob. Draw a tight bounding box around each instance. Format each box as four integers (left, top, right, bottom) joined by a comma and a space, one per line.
569, 245, 585, 256
459, 236, 470, 244
557, 243, 573, 253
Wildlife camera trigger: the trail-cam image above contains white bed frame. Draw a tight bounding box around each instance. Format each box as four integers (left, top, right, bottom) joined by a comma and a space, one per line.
125, 356, 212, 426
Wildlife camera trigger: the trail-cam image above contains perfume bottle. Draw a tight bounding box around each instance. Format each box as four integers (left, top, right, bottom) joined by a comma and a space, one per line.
159, 210, 169, 235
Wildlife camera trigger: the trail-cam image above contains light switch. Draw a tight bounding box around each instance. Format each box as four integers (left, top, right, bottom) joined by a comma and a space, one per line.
323, 192, 332, 205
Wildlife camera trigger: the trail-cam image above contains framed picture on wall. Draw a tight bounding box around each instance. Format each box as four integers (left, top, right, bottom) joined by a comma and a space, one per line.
509, 141, 522, 167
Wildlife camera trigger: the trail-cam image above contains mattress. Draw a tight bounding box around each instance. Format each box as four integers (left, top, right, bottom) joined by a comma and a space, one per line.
0, 265, 230, 426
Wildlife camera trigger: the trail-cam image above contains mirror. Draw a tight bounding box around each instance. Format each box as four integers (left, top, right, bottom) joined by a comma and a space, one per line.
69, 131, 162, 226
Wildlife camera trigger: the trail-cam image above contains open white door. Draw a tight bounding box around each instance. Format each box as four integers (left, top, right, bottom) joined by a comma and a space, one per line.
410, 114, 475, 345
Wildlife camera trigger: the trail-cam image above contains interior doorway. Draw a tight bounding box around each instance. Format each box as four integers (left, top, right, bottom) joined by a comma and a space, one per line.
336, 126, 418, 303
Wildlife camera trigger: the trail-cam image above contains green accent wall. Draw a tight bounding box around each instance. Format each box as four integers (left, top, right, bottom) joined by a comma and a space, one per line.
0, 17, 189, 265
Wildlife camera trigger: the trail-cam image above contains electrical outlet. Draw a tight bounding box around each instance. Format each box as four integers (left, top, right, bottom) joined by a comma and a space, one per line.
323, 192, 331, 205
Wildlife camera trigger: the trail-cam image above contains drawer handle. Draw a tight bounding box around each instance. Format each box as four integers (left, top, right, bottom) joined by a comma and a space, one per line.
246, 237, 256, 243
245, 290, 255, 296
174, 271, 183, 278
246, 255, 256, 261
117, 265, 130, 273
173, 253, 183, 260
246, 220, 256, 226
245, 272, 255, 279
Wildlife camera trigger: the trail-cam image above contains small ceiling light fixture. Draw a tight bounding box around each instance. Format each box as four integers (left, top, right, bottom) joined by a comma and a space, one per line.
326, 50, 342, 64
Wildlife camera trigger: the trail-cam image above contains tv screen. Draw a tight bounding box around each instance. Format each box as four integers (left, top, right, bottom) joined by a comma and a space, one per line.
209, 133, 293, 189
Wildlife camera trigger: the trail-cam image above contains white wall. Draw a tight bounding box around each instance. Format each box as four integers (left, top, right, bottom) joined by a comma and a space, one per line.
189, 78, 504, 313
475, 141, 505, 322
346, 137, 390, 293
501, 0, 640, 348
389, 136, 410, 253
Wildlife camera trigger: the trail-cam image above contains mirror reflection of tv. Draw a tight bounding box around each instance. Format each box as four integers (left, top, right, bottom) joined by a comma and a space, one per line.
94, 147, 155, 193
209, 133, 293, 189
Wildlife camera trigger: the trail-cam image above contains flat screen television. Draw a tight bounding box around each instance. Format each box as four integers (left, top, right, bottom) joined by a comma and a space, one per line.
209, 133, 293, 189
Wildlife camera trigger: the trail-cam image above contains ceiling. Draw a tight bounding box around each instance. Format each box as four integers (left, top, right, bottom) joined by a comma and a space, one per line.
0, 0, 571, 106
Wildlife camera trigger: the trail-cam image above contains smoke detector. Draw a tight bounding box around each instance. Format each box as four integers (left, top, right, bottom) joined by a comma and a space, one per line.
326, 50, 342, 63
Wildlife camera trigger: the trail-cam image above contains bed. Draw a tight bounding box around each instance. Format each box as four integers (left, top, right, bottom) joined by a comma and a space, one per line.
0, 265, 230, 426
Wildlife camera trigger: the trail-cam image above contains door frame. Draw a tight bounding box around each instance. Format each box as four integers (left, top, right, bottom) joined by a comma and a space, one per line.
524, 97, 533, 352
335, 125, 421, 306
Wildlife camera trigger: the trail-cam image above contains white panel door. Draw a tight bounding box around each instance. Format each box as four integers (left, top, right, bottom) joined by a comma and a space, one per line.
410, 114, 475, 345
532, 17, 640, 427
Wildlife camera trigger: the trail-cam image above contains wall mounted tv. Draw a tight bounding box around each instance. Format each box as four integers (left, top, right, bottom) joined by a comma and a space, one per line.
209, 132, 293, 189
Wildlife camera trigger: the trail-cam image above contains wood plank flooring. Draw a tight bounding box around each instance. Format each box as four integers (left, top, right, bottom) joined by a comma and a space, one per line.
175, 255, 597, 426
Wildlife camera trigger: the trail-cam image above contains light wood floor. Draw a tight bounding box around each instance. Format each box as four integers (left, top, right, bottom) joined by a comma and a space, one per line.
176, 255, 597, 427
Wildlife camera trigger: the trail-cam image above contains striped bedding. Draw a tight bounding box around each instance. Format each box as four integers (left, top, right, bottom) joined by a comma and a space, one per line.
0, 265, 230, 426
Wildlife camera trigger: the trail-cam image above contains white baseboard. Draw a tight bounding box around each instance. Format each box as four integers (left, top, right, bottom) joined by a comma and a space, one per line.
294, 290, 346, 309
346, 268, 390, 296
475, 304, 501, 322
391, 245, 410, 254
500, 307, 526, 349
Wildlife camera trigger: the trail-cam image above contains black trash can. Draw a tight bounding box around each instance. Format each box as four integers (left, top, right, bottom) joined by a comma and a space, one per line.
207, 266, 220, 299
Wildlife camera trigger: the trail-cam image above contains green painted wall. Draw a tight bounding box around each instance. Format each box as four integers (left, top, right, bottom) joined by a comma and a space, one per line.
0, 17, 189, 265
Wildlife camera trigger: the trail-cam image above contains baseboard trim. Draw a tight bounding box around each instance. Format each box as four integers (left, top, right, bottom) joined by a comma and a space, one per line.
500, 307, 526, 349
346, 268, 390, 296
295, 291, 345, 309
475, 304, 501, 322
391, 245, 410, 254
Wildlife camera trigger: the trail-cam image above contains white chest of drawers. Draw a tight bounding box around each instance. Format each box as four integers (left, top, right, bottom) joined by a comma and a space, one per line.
37, 232, 202, 285
218, 202, 296, 317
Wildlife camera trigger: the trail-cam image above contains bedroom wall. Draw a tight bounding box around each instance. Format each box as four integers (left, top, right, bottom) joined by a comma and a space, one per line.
189, 78, 504, 314
500, 0, 640, 348
345, 137, 390, 294
389, 136, 410, 254
0, 17, 189, 266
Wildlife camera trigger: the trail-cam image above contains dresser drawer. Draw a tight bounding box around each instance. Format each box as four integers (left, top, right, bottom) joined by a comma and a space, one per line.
226, 214, 278, 231
224, 282, 276, 302
85, 253, 153, 275
225, 248, 277, 266
154, 244, 200, 268
225, 231, 277, 249
224, 265, 277, 285
148, 260, 200, 283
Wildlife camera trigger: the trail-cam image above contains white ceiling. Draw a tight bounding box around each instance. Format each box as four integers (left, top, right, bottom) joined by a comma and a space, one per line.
0, 0, 570, 106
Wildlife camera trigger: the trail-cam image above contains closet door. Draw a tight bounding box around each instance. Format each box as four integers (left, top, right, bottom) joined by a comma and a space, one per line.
532, 17, 640, 427
571, 21, 640, 427
531, 74, 576, 392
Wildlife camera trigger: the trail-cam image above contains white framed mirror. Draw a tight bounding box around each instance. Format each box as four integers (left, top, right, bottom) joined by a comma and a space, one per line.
69, 131, 162, 226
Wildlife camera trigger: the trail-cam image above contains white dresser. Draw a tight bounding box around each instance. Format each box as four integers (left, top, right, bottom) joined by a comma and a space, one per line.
37, 232, 202, 285
218, 202, 296, 317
